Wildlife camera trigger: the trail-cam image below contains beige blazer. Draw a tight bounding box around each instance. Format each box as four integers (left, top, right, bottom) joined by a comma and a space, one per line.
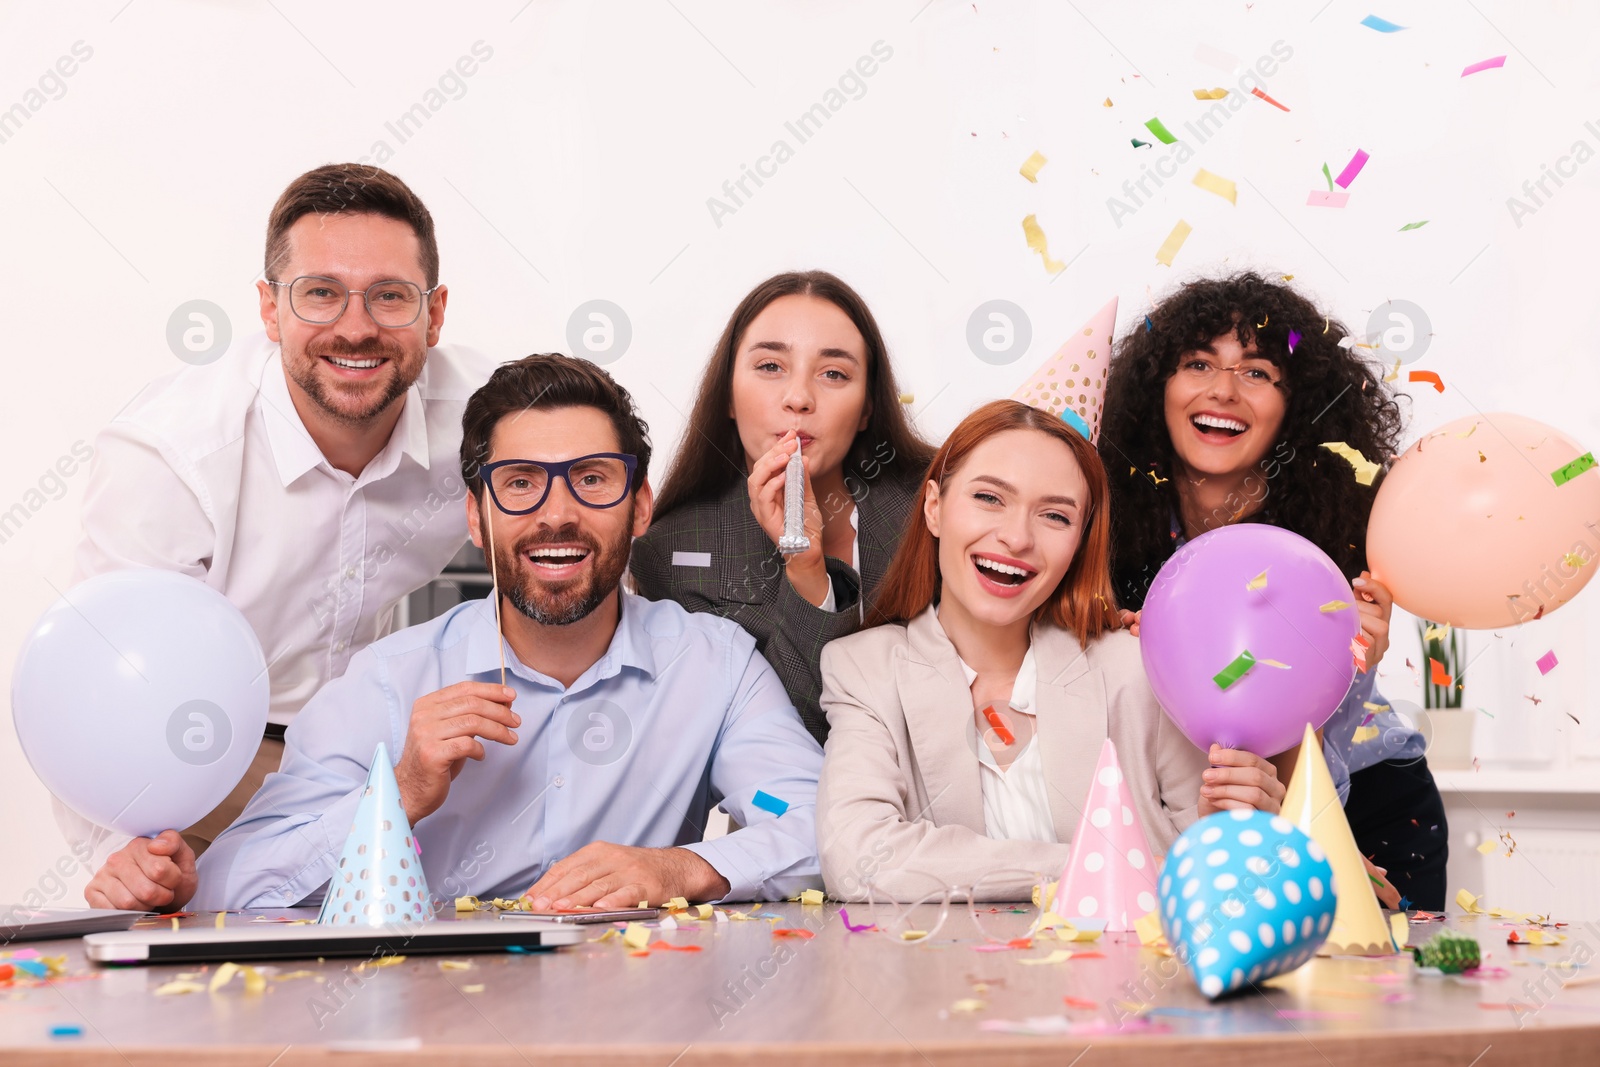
817, 605, 1207, 901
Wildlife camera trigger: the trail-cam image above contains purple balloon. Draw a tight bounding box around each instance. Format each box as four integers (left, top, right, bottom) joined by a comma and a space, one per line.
1140, 524, 1360, 757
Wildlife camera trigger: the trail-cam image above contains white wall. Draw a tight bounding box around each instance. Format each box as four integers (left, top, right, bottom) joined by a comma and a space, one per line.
2, 0, 1597, 906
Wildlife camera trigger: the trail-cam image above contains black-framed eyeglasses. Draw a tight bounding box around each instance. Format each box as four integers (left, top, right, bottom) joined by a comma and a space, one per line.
266, 275, 442, 328
480, 454, 639, 515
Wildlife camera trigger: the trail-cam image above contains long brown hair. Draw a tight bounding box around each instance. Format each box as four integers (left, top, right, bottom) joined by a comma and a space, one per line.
652, 271, 935, 516
867, 400, 1121, 647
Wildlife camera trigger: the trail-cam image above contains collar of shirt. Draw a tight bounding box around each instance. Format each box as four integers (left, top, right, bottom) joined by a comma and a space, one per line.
953, 644, 1038, 713
460, 590, 660, 693
257, 347, 431, 488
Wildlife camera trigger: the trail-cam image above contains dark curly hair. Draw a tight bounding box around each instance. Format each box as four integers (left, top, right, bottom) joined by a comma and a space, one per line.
1098, 271, 1405, 609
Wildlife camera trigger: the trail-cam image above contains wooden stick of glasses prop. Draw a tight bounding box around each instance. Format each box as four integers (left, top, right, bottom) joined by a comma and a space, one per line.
777, 435, 812, 555
482, 476, 509, 688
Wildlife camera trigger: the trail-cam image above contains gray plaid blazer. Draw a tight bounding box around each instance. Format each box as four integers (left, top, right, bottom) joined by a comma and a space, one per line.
630, 470, 920, 744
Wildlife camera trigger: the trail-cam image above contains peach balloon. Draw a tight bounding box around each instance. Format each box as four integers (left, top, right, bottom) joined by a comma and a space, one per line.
1367, 412, 1600, 629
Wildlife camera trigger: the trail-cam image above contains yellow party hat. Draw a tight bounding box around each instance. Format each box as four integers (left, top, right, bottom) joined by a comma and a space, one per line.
1012, 296, 1118, 442
1280, 723, 1397, 956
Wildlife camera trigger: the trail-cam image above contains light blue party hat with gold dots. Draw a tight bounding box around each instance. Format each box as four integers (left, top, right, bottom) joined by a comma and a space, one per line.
318, 742, 434, 926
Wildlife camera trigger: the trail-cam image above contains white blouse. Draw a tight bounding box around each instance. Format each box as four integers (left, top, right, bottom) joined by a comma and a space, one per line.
956, 644, 1059, 845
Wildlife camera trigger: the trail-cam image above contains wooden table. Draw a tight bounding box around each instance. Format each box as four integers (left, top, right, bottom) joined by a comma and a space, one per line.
1, 903, 1594, 1064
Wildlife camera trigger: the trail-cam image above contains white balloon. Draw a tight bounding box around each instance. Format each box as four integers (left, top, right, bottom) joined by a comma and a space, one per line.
12, 569, 269, 837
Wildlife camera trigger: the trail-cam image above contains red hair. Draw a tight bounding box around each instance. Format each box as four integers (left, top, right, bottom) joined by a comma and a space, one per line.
866, 400, 1121, 646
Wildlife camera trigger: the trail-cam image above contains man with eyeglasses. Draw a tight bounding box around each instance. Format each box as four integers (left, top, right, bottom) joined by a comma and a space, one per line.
75, 164, 495, 912
160, 354, 820, 912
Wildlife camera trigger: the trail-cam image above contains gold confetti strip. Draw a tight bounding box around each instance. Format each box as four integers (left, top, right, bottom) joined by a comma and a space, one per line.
1192, 87, 1229, 99
153, 980, 206, 996
1155, 220, 1192, 267
1320, 442, 1380, 486
1022, 214, 1065, 273
696, 904, 713, 920
1246, 570, 1269, 591
951, 998, 988, 1013
437, 960, 473, 972
1020, 949, 1077, 965
622, 923, 651, 951
353, 955, 407, 973
1019, 150, 1048, 182
1320, 600, 1352, 613
667, 896, 689, 913
898, 393, 914, 405
1352, 725, 1381, 743
462, 984, 486, 994
1192, 168, 1238, 204
799, 889, 825, 906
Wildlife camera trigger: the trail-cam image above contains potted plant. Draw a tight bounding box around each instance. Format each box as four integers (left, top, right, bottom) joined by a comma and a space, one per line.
1419, 620, 1473, 769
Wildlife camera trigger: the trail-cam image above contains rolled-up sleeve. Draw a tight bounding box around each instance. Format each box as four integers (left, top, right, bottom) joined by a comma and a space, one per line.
681, 645, 823, 902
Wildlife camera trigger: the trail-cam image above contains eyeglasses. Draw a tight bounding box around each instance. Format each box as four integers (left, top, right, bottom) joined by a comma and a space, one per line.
863, 868, 1051, 945
267, 275, 441, 328
1175, 356, 1284, 390
480, 454, 639, 515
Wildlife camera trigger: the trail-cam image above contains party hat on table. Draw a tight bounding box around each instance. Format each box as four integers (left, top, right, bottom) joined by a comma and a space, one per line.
1051, 738, 1159, 931
1280, 724, 1395, 955
1012, 295, 1118, 442
318, 742, 434, 926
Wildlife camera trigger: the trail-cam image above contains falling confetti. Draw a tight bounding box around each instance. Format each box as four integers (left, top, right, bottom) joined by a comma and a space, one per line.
1320, 442, 1380, 485
1550, 452, 1596, 486
1192, 87, 1228, 99
1399, 220, 1429, 231
1250, 87, 1290, 111
1144, 117, 1178, 144
1536, 650, 1558, 675
1360, 14, 1407, 32
1022, 214, 1065, 273
1409, 370, 1445, 392
1019, 150, 1048, 182
1192, 168, 1238, 204
1154, 220, 1192, 266
1307, 190, 1350, 208
1462, 55, 1507, 77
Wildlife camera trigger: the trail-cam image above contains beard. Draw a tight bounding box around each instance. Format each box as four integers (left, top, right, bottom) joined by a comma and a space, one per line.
492, 503, 634, 627
283, 334, 420, 427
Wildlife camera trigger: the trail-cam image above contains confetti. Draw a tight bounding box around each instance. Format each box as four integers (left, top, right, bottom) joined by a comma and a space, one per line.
1320, 600, 1352, 613
50, 1025, 83, 1038
751, 790, 789, 817
1352, 725, 1381, 743
622, 923, 651, 951
438, 959, 473, 971
981, 704, 1015, 745
951, 998, 988, 1013
1019, 150, 1048, 183
1213, 649, 1256, 689
1461, 55, 1507, 77
1246, 570, 1269, 591
773, 928, 815, 940
840, 909, 876, 933
1322, 163, 1334, 190
462, 984, 485, 993
1020, 950, 1078, 965
1536, 651, 1558, 675
1429, 658, 1453, 688
1154, 220, 1192, 267
1399, 220, 1429, 231
1192, 87, 1228, 99
1360, 14, 1407, 32
153, 980, 206, 996
1477, 839, 1498, 855
1320, 442, 1380, 485
1131, 138, 1152, 149
798, 889, 825, 906
1287, 329, 1301, 354
1192, 168, 1237, 204
1022, 214, 1065, 273
215, 911, 226, 929
1143, 117, 1177, 144
1334, 149, 1370, 189
1307, 190, 1350, 208
1250, 87, 1290, 111
1551, 452, 1596, 486
898, 392, 914, 404
1409, 369, 1445, 393
900, 930, 929, 941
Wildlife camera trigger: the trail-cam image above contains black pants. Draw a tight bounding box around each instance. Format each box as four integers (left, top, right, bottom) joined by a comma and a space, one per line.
1344, 755, 1449, 910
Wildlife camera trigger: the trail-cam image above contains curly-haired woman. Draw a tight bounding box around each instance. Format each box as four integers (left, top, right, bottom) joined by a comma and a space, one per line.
1098, 271, 1448, 910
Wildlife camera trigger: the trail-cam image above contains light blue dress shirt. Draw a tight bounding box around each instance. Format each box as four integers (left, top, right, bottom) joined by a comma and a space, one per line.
192, 593, 825, 909
1319, 670, 1427, 803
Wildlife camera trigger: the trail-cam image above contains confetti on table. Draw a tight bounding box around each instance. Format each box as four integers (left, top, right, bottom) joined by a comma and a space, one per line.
1022, 214, 1065, 273
1144, 117, 1177, 144
437, 959, 473, 972
1399, 220, 1429, 231
1192, 168, 1237, 204
1536, 650, 1558, 675
1409, 369, 1445, 392
900, 930, 929, 941
798, 889, 825, 906
751, 790, 789, 817
50, 1025, 83, 1038
1320, 442, 1380, 485
1154, 220, 1192, 267
1192, 87, 1228, 99
622, 923, 651, 951
154, 980, 206, 996
462, 984, 485, 993
214, 911, 226, 929
1213, 649, 1257, 689
1246, 570, 1269, 591
1551, 452, 1596, 486
1334, 149, 1370, 188
1307, 190, 1350, 208
1019, 150, 1048, 182
1020, 950, 1078, 966
773, 928, 815, 940
1250, 87, 1290, 111
840, 909, 876, 933
951, 998, 988, 1013
1462, 55, 1507, 77
1360, 14, 1406, 32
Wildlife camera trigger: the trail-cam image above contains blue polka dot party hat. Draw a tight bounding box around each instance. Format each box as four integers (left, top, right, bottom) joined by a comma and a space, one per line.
317, 742, 434, 926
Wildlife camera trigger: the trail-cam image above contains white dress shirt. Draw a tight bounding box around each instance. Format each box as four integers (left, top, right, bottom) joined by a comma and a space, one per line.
955, 643, 1059, 845
61, 331, 496, 858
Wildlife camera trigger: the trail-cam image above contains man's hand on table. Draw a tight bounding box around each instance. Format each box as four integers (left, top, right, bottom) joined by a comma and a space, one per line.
524, 843, 731, 909
84, 830, 197, 913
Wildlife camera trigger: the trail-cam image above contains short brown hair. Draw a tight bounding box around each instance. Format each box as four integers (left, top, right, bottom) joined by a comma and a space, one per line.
264, 164, 439, 287
460, 354, 652, 497
867, 399, 1120, 646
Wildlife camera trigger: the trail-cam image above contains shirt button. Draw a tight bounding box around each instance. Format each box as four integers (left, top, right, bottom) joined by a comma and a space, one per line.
345, 567, 356, 579
553, 775, 565, 788
334, 640, 347, 652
